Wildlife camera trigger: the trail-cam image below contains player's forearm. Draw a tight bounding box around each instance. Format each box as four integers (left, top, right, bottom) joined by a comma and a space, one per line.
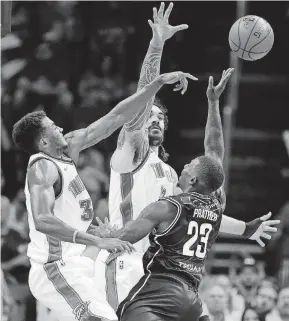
125, 40, 164, 132
35, 214, 99, 246
109, 76, 164, 125
137, 39, 164, 91
220, 215, 246, 235
84, 77, 165, 149
204, 100, 225, 161
109, 222, 147, 244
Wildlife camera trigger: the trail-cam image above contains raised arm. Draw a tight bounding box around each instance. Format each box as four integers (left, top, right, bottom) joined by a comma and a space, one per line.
111, 2, 190, 172
65, 71, 195, 163
204, 68, 234, 210
204, 68, 234, 163
28, 159, 133, 253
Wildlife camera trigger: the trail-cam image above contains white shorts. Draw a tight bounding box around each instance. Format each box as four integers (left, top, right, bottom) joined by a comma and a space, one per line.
29, 256, 117, 321
94, 251, 144, 311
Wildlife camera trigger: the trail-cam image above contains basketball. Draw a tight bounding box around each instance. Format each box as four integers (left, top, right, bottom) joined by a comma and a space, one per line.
229, 15, 274, 61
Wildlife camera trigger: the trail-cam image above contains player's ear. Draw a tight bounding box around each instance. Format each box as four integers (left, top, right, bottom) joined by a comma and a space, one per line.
189, 177, 198, 187
38, 137, 48, 148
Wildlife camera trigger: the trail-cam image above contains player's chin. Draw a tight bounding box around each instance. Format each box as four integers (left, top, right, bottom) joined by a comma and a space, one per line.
148, 131, 164, 145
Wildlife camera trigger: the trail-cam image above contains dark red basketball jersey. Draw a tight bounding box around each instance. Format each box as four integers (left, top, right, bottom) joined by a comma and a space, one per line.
143, 191, 225, 287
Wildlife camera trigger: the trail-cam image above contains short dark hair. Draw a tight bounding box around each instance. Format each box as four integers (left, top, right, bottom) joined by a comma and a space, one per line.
12, 111, 47, 154
195, 156, 224, 192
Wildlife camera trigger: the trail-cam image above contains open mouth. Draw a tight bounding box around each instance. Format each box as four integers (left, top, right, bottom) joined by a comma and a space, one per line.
150, 126, 161, 131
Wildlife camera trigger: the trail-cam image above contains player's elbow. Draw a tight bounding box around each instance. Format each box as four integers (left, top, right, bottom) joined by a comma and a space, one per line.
108, 111, 126, 129
34, 214, 52, 233
35, 220, 45, 233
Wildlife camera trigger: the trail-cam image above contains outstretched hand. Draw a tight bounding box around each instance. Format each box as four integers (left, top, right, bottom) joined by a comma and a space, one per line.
248, 212, 280, 247
160, 71, 198, 95
206, 68, 234, 102
149, 2, 188, 45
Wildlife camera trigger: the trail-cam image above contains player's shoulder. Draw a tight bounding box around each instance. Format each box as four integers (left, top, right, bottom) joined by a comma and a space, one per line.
159, 194, 186, 211
28, 158, 59, 186
211, 186, 226, 212
157, 197, 180, 213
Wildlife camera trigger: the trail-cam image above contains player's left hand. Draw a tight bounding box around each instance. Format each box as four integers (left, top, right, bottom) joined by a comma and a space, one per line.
206, 68, 234, 102
149, 2, 188, 45
245, 212, 280, 247
160, 71, 198, 95
88, 218, 116, 238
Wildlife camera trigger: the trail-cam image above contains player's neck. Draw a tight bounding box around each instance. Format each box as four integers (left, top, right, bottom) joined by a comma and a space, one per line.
41, 147, 64, 158
150, 145, 159, 155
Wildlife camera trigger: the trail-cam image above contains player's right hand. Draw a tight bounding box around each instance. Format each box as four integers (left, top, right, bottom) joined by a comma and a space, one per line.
159, 71, 198, 95
96, 238, 135, 253
245, 212, 280, 247
149, 2, 188, 45
206, 68, 234, 102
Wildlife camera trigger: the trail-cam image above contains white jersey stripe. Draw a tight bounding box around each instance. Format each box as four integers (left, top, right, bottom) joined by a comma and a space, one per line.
44, 262, 101, 320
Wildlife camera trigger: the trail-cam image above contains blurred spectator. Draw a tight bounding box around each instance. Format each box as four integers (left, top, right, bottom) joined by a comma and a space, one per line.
201, 278, 234, 321
253, 283, 278, 321
241, 308, 261, 321
234, 259, 262, 306
266, 287, 289, 321
215, 274, 245, 314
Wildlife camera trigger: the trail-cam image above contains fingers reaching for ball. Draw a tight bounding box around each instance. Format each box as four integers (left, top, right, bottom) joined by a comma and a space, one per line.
160, 71, 198, 95
206, 68, 234, 101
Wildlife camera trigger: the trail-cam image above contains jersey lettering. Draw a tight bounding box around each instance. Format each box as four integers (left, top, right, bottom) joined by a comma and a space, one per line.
68, 175, 85, 198
79, 199, 93, 221
182, 222, 213, 259
151, 163, 165, 178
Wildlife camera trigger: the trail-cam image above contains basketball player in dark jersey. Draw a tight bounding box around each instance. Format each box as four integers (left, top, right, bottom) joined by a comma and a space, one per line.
89, 69, 280, 321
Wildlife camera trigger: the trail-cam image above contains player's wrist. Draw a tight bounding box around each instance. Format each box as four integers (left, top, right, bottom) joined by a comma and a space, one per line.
243, 218, 262, 238
150, 37, 165, 49
154, 75, 166, 86
208, 98, 219, 105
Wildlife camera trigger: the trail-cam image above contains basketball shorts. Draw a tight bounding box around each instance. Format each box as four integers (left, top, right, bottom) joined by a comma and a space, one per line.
117, 272, 203, 321
29, 256, 117, 321
94, 250, 144, 311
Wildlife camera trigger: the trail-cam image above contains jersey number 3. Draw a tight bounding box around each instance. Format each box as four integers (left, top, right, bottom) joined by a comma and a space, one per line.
79, 199, 93, 221
183, 222, 212, 259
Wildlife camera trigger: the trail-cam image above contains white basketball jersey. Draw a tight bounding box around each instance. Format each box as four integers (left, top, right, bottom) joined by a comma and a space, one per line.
109, 149, 175, 253
25, 152, 93, 264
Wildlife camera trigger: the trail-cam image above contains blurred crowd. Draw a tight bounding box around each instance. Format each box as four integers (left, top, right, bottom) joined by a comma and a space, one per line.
1, 2, 289, 321
199, 263, 289, 321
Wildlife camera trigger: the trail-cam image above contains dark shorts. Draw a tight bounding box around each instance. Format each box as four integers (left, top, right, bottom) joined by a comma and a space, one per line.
117, 272, 203, 321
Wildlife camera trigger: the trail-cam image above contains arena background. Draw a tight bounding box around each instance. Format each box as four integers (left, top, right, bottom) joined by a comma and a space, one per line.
1, 1, 289, 321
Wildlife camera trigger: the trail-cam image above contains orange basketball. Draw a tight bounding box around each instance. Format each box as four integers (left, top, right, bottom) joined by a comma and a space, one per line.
229, 15, 274, 61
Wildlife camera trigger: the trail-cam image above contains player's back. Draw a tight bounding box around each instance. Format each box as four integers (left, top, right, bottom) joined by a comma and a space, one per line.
143, 192, 224, 288
25, 152, 94, 264
109, 149, 175, 252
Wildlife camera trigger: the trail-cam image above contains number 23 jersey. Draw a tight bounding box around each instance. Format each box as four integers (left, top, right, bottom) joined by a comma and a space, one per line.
25, 152, 94, 264
143, 192, 225, 287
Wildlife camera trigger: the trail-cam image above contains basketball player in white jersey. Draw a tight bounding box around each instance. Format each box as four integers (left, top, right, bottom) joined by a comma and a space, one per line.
11, 68, 195, 321
91, 2, 198, 310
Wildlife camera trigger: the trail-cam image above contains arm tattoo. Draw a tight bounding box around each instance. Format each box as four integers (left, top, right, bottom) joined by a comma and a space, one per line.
124, 45, 163, 133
